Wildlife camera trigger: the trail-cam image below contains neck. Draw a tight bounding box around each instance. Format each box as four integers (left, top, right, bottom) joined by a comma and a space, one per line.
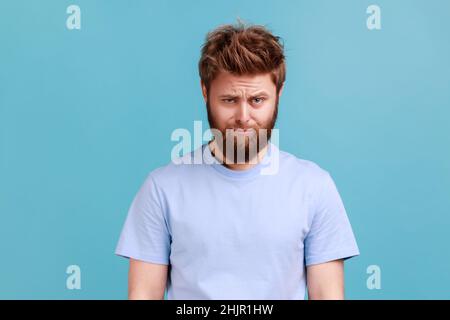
208, 139, 269, 171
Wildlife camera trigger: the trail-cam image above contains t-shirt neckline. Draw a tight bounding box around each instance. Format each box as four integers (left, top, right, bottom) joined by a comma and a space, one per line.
202, 140, 276, 180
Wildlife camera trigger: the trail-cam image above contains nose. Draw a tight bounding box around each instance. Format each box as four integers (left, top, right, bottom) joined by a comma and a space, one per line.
235, 101, 251, 126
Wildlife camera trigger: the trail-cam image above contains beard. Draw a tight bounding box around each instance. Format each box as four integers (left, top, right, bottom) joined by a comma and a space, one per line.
206, 96, 279, 165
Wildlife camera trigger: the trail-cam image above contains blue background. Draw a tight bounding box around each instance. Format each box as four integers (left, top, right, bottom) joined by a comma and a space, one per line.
1, 0, 449, 299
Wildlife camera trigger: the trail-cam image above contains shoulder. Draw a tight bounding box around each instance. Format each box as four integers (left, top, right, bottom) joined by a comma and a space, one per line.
277, 146, 331, 183
144, 146, 207, 188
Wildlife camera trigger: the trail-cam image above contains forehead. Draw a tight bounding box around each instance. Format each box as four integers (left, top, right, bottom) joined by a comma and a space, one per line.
210, 71, 275, 94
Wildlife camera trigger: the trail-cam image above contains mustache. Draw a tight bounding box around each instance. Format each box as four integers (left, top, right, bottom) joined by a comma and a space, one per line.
225, 126, 259, 130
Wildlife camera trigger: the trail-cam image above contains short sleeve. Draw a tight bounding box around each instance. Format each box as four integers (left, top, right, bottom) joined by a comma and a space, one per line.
115, 173, 171, 265
304, 171, 360, 266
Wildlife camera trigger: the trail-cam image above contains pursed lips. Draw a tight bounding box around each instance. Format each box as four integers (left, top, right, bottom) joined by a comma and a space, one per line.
231, 128, 255, 136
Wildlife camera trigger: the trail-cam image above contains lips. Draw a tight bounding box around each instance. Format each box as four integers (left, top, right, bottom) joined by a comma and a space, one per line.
231, 128, 255, 136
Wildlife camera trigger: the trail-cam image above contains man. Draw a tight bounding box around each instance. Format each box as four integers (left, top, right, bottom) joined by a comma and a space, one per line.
115, 22, 360, 300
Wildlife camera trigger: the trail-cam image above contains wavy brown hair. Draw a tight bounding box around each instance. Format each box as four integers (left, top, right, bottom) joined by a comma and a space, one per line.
199, 21, 286, 95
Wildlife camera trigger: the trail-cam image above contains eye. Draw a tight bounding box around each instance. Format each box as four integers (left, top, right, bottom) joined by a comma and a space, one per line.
222, 98, 236, 104
252, 97, 265, 104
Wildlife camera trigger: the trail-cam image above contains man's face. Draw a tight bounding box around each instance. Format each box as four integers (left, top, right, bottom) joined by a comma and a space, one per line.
202, 71, 282, 164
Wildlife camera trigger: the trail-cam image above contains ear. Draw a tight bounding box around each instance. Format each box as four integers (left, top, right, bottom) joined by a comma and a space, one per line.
201, 81, 208, 103
278, 83, 284, 97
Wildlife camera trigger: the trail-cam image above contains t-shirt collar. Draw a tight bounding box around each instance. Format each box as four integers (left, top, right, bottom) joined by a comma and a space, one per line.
202, 140, 277, 180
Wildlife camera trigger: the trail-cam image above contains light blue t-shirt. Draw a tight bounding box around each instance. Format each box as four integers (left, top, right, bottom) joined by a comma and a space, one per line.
115, 142, 360, 299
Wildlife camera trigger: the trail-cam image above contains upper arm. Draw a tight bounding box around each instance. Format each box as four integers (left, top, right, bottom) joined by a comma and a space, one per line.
306, 259, 344, 300
128, 258, 169, 300
304, 171, 359, 266
115, 174, 171, 265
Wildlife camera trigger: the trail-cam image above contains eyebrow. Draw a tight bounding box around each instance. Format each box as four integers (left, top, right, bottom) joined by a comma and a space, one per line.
218, 91, 270, 98
250, 91, 270, 97
218, 94, 239, 98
